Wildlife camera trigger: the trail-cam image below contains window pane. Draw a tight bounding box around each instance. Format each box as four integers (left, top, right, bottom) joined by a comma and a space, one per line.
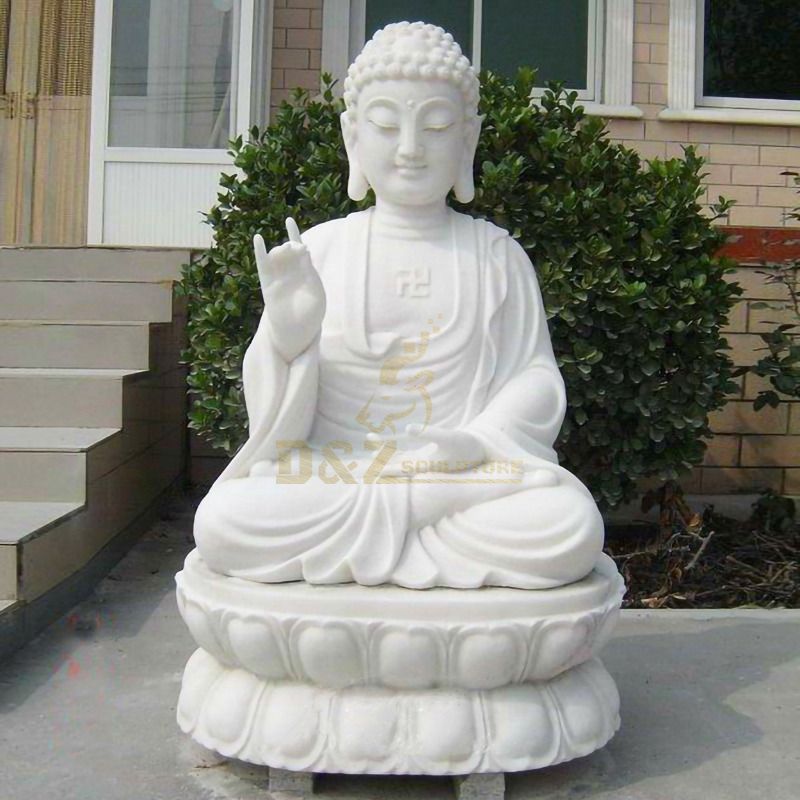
109, 0, 236, 148
703, 0, 800, 101
365, 0, 473, 60
110, 0, 150, 98
481, 0, 589, 88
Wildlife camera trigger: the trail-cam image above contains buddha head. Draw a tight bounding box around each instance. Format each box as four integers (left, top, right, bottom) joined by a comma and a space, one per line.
341, 21, 482, 206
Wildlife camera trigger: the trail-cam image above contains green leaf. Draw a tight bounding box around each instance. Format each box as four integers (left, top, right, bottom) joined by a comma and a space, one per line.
754, 391, 780, 410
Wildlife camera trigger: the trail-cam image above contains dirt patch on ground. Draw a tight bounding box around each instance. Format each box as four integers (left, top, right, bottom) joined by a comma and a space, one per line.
605, 487, 799, 609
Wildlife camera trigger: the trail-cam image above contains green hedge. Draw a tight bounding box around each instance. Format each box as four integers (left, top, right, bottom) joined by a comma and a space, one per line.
179, 71, 741, 509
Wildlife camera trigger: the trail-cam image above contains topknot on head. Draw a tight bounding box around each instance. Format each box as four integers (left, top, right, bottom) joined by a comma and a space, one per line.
342, 21, 480, 123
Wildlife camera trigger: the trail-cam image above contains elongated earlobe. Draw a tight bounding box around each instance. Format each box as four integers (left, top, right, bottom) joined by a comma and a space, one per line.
453, 160, 475, 203
453, 116, 482, 203
341, 114, 370, 201
348, 163, 370, 201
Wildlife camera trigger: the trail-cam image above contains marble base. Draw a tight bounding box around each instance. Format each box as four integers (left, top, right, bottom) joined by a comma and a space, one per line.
176, 550, 624, 775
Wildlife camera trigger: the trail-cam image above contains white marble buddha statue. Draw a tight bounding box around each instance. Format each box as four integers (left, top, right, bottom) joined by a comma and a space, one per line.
193, 21, 604, 590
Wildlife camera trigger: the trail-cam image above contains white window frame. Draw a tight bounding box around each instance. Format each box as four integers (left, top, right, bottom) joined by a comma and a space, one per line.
662, 0, 800, 126
322, 0, 641, 118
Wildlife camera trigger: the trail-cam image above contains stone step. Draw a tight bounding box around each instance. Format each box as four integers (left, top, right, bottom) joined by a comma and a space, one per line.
0, 500, 84, 548
0, 427, 119, 503
0, 280, 174, 322
0, 246, 186, 657
0, 426, 120, 451
0, 451, 86, 503
0, 368, 145, 427
0, 426, 122, 603
0, 399, 184, 610
0, 246, 189, 282
0, 499, 85, 603
0, 501, 84, 602
0, 320, 152, 369
0, 425, 184, 606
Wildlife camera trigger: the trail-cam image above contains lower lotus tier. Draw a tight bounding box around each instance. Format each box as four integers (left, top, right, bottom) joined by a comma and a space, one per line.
178, 648, 621, 775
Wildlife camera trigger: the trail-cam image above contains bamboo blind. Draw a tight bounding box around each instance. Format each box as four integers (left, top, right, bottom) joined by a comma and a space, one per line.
38, 0, 94, 97
0, 0, 9, 95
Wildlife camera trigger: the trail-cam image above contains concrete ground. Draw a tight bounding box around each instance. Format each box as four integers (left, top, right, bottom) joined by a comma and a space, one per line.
1, 493, 798, 800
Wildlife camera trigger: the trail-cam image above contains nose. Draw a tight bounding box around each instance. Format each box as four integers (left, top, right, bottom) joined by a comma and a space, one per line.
396, 121, 424, 163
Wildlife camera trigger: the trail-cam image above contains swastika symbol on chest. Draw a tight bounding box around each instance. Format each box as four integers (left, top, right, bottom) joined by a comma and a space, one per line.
395, 266, 431, 297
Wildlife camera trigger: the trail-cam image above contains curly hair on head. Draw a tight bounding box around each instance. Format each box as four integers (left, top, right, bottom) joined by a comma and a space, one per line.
342, 21, 480, 123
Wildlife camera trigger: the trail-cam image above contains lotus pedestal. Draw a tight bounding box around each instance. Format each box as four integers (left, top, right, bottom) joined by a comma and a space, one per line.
176, 550, 624, 792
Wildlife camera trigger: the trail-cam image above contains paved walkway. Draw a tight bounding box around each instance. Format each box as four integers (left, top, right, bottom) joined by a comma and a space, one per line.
1, 494, 798, 800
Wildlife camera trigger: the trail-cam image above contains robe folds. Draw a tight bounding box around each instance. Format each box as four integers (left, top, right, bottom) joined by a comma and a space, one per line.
194, 208, 604, 589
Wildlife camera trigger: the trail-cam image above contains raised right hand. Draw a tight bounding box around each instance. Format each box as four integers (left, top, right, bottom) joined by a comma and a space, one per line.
254, 218, 326, 362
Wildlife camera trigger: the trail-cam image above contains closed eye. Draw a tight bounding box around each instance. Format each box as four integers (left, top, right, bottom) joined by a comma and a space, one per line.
369, 119, 400, 131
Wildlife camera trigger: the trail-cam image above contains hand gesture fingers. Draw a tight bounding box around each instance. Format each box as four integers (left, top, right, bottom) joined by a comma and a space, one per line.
286, 216, 303, 244
253, 233, 271, 291
253, 233, 268, 269
271, 218, 309, 270
253, 218, 326, 362
253, 233, 302, 280
255, 219, 310, 289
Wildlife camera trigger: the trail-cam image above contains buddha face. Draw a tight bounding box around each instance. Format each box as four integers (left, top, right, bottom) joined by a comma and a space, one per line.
344, 78, 480, 206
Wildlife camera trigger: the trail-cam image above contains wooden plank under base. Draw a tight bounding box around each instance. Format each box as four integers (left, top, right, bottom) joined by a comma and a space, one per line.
268, 768, 317, 795
454, 772, 506, 800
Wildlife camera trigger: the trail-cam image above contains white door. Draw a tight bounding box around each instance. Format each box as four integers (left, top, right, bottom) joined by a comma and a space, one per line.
88, 0, 272, 247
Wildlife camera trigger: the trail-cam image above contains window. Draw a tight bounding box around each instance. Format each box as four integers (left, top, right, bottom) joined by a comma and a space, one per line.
663, 0, 800, 124
321, 0, 640, 117
699, 0, 800, 111
364, 0, 474, 62
362, 0, 602, 101
108, 0, 237, 148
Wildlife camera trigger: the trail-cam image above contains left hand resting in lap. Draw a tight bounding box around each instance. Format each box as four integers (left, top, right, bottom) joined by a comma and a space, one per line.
368, 424, 486, 477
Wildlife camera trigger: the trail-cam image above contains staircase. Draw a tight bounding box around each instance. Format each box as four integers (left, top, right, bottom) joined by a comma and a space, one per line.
0, 247, 189, 658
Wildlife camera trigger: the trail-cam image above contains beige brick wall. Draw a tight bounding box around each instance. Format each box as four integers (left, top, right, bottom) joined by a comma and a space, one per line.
270, 0, 323, 116
692, 264, 800, 496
